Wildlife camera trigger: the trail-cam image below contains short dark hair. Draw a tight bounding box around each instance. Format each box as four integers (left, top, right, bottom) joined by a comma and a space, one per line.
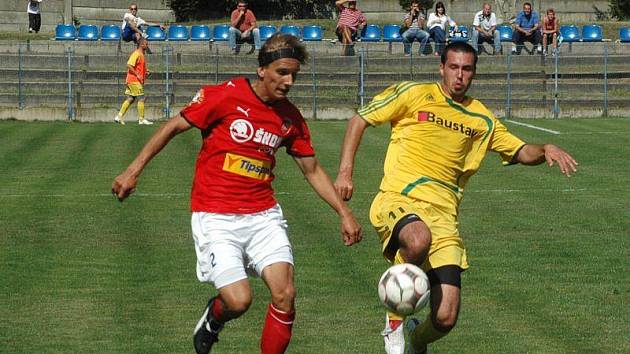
524, 2, 532, 8
258, 33, 308, 67
440, 42, 478, 67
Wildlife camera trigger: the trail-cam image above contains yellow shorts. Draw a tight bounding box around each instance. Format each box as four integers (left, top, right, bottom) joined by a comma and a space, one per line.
124, 83, 144, 97
369, 191, 469, 272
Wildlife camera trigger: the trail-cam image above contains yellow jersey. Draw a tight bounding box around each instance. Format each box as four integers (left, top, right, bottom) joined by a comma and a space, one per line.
359, 81, 525, 215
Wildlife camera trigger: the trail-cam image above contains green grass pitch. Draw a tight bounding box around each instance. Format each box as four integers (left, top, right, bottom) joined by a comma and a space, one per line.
1, 118, 628, 353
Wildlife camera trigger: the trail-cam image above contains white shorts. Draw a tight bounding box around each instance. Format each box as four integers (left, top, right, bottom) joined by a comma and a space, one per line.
191, 204, 293, 289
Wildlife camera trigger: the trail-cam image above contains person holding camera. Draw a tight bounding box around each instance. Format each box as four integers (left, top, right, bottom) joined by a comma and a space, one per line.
402, 1, 430, 56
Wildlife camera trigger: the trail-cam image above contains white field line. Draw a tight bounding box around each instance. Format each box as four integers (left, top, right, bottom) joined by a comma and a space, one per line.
504, 119, 561, 135
0, 188, 589, 198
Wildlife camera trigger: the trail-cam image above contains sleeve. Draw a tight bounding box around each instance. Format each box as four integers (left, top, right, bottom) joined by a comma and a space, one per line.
285, 116, 315, 157
136, 17, 146, 27
533, 13, 540, 25
515, 13, 523, 27
126, 51, 139, 67
179, 86, 226, 130
490, 14, 497, 27
247, 10, 257, 24
448, 16, 456, 27
472, 13, 480, 26
360, 12, 367, 26
230, 10, 239, 23
357, 82, 413, 126
487, 119, 527, 165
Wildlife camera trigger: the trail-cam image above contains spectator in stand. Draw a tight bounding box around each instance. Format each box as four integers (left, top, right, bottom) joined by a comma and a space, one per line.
229, 0, 261, 54
27, 0, 42, 34
471, 3, 501, 55
122, 3, 163, 44
427, 1, 456, 56
541, 8, 559, 56
512, 2, 542, 55
335, 0, 367, 56
402, 1, 430, 57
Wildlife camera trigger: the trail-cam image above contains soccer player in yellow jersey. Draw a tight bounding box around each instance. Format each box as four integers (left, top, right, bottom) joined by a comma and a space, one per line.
114, 37, 153, 125
335, 42, 578, 354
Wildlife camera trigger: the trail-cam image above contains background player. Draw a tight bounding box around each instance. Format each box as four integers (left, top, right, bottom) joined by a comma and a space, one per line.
112, 33, 362, 354
334, 41, 577, 354
114, 37, 153, 125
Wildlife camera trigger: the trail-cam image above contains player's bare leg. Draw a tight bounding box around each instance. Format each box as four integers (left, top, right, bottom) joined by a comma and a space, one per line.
408, 276, 461, 353
261, 262, 296, 354
193, 279, 252, 354
383, 218, 432, 354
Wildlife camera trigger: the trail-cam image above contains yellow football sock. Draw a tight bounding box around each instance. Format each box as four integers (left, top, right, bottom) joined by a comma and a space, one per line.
118, 100, 131, 117
137, 100, 145, 120
387, 252, 408, 322
410, 315, 448, 352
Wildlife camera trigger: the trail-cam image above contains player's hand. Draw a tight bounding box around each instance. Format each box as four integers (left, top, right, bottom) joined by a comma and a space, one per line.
543, 144, 578, 177
334, 172, 354, 201
112, 171, 138, 202
340, 212, 362, 246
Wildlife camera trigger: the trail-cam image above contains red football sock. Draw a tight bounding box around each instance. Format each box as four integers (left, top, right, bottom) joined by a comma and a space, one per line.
210, 296, 226, 323
260, 304, 295, 354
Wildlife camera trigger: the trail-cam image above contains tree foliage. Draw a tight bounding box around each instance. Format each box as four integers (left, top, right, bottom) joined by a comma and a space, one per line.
167, 0, 337, 22
610, 0, 630, 20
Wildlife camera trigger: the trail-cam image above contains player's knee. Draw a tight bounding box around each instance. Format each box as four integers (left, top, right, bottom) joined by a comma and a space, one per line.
398, 220, 431, 264
223, 293, 252, 315
271, 284, 296, 311
432, 311, 458, 333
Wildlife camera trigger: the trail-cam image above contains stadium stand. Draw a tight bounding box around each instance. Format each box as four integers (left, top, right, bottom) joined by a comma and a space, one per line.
361, 24, 381, 42
581, 24, 603, 42
168, 25, 189, 41
560, 25, 580, 42
383, 25, 403, 42
146, 26, 166, 41
259, 25, 277, 41
449, 25, 469, 43
101, 25, 121, 41
190, 25, 211, 41
213, 25, 230, 41
621, 27, 630, 43
55, 24, 77, 40
78, 25, 99, 41
497, 25, 513, 42
302, 26, 323, 41
280, 25, 301, 39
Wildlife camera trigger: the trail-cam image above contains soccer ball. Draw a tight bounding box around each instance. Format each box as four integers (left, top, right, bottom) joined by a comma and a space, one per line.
378, 263, 431, 316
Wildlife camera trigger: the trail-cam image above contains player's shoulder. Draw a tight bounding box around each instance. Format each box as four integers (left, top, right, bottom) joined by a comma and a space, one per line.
464, 96, 497, 121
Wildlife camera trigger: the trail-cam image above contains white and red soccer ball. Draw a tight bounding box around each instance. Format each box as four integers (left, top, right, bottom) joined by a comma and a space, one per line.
378, 263, 431, 316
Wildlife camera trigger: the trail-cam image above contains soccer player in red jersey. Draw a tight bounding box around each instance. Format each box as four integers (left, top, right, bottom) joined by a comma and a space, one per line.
111, 33, 362, 354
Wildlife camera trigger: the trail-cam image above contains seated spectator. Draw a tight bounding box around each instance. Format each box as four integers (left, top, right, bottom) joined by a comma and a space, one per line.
335, 0, 367, 56
401, 1, 430, 56
27, 0, 43, 34
541, 8, 559, 56
471, 3, 501, 55
122, 3, 163, 44
512, 2, 542, 55
229, 0, 261, 54
427, 1, 456, 56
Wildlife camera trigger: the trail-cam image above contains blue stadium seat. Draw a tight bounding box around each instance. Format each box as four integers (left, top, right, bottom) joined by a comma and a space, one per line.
213, 24, 230, 41
302, 25, 323, 41
259, 25, 277, 41
497, 25, 513, 42
383, 24, 403, 42
55, 24, 76, 40
101, 25, 121, 41
449, 25, 469, 43
78, 25, 98, 41
621, 27, 630, 43
190, 25, 210, 41
581, 24, 602, 42
360, 24, 381, 42
168, 25, 189, 41
146, 26, 166, 41
280, 25, 301, 39
560, 25, 580, 42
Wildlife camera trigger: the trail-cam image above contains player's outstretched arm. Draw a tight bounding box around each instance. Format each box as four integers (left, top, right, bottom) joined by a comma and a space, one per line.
335, 114, 370, 201
515, 143, 578, 177
293, 155, 363, 246
112, 114, 192, 201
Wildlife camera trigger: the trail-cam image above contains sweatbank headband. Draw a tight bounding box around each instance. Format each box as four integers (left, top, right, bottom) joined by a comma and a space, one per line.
258, 48, 305, 67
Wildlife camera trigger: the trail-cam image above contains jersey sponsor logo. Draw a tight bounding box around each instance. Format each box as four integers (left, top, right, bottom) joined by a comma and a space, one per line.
223, 153, 271, 180
226, 81, 236, 88
254, 128, 282, 149
230, 119, 254, 143
188, 89, 204, 106
420, 111, 480, 138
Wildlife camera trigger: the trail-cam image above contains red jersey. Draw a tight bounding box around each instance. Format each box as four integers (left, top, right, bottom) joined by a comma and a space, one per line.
180, 77, 315, 214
